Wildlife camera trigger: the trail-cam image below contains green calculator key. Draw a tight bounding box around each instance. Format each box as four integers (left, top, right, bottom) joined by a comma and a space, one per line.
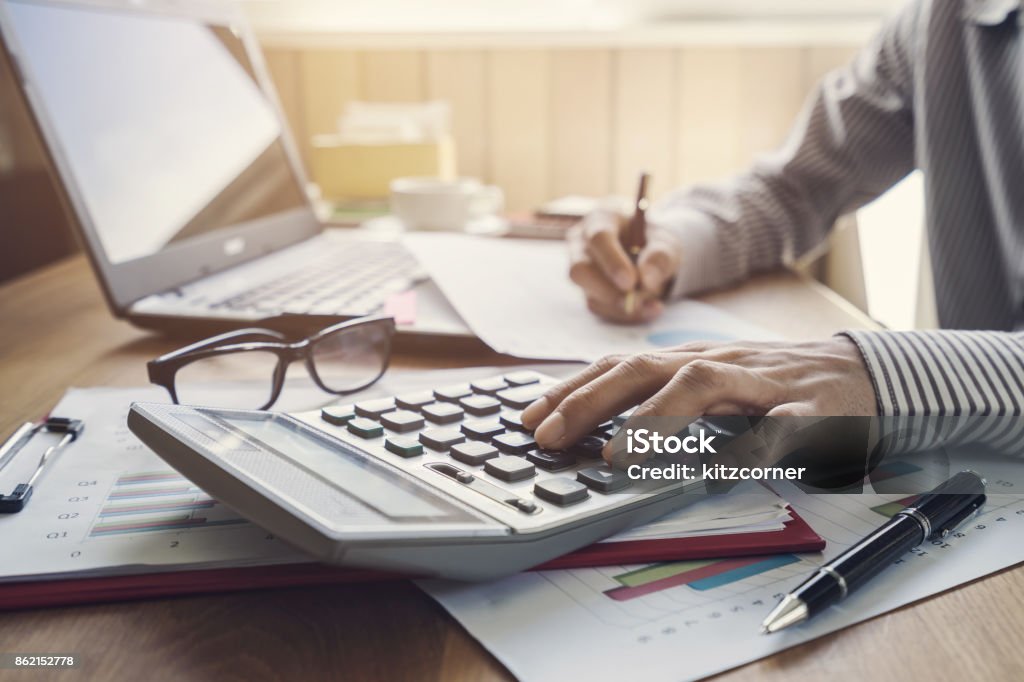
347, 417, 383, 438
385, 436, 424, 458
320, 405, 356, 426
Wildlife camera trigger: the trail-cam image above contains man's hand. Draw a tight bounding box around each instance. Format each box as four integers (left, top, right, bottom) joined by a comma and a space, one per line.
568, 209, 683, 324
521, 337, 877, 464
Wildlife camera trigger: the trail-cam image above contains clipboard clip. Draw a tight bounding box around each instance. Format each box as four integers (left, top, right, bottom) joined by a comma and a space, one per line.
0, 417, 85, 513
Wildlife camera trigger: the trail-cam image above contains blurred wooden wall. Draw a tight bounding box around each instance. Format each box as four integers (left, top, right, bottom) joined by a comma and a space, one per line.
260, 43, 860, 210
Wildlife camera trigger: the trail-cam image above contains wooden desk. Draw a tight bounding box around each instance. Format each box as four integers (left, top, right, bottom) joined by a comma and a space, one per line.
1, 256, 1021, 681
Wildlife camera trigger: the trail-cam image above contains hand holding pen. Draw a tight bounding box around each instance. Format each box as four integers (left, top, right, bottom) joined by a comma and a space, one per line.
622, 172, 650, 317
567, 172, 682, 324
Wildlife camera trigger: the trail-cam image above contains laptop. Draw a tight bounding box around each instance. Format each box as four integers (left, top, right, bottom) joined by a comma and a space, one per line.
0, 0, 469, 339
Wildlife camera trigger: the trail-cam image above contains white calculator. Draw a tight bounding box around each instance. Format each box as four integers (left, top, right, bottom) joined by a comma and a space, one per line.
128, 371, 704, 580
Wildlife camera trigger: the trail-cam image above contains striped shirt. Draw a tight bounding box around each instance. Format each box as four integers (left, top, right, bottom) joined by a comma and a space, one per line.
654, 0, 1024, 420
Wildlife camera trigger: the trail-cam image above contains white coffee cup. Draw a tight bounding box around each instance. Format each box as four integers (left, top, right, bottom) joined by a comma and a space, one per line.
389, 177, 504, 231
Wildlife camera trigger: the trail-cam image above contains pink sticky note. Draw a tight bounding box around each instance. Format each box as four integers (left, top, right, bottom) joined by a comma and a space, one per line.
384, 289, 418, 326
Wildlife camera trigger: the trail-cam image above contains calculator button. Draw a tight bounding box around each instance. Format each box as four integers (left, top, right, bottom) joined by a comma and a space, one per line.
527, 449, 576, 471
577, 466, 632, 493
347, 418, 383, 439
461, 419, 505, 440
493, 432, 537, 455
422, 403, 464, 424
385, 436, 424, 458
395, 391, 435, 411
503, 371, 542, 387
534, 478, 589, 506
512, 498, 538, 514
380, 410, 425, 433
320, 405, 355, 426
484, 456, 536, 482
460, 395, 501, 416
450, 441, 500, 466
354, 398, 396, 419
434, 384, 473, 402
500, 411, 527, 431
470, 377, 508, 395
496, 384, 547, 409
570, 435, 606, 459
419, 428, 466, 451
427, 462, 475, 484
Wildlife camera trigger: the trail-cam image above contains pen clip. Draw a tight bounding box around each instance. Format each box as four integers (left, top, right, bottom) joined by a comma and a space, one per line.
934, 494, 986, 539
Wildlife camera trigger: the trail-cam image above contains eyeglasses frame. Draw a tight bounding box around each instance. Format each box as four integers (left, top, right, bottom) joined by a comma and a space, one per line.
147, 315, 396, 410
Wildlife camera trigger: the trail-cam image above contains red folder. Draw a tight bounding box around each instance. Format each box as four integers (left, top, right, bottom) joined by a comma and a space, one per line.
0, 512, 822, 611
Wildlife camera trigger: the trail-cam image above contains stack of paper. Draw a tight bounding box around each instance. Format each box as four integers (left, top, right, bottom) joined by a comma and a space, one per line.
604, 492, 792, 542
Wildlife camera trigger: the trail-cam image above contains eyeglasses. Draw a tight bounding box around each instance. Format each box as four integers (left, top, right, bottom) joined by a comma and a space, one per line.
148, 316, 396, 410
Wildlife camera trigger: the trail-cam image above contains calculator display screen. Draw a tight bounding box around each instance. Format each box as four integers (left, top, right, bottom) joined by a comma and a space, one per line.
200, 411, 474, 525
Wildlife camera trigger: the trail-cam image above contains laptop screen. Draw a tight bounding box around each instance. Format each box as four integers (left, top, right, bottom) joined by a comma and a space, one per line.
5, 0, 308, 265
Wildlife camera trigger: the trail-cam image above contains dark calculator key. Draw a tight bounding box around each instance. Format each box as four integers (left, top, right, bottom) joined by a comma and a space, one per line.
461, 419, 505, 440
493, 431, 537, 455
385, 436, 424, 458
460, 395, 501, 416
380, 410, 425, 433
496, 384, 547, 409
503, 371, 542, 387
534, 478, 589, 506
484, 456, 536, 482
570, 435, 606, 459
347, 418, 383, 439
434, 384, 473, 402
527, 449, 576, 471
500, 411, 527, 431
450, 441, 500, 466
577, 466, 632, 493
395, 391, 435, 411
354, 398, 396, 419
321, 405, 355, 426
419, 428, 466, 451
470, 377, 508, 395
422, 402, 464, 424
512, 498, 538, 513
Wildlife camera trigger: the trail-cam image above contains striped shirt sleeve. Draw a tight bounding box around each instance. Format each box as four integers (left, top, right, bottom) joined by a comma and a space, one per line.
841, 329, 1024, 453
842, 329, 1024, 417
651, 0, 921, 300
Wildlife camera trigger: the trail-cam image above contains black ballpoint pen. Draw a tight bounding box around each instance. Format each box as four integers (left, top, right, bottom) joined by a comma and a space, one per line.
761, 470, 987, 634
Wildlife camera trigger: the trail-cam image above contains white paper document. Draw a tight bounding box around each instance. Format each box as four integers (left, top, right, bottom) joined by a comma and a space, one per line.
421, 454, 1024, 682
404, 233, 776, 361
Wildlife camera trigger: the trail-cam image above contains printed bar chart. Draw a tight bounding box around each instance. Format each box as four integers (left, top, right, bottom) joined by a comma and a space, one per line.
604, 554, 800, 602
89, 471, 248, 538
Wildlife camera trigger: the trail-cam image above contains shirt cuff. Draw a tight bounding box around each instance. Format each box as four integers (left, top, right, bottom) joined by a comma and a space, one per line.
839, 328, 1024, 417
647, 205, 730, 300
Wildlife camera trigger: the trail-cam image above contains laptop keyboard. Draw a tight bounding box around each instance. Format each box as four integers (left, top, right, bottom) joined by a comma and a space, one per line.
205, 240, 420, 317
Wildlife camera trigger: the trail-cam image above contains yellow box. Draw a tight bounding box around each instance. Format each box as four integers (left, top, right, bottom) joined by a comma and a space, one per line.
310, 134, 457, 200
